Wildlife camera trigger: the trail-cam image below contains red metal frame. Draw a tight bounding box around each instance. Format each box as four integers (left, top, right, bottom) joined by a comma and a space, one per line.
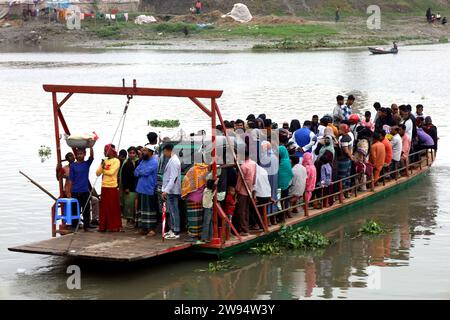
46, 81, 234, 243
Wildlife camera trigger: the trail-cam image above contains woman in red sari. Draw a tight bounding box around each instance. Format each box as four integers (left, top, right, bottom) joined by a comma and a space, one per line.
96, 144, 122, 232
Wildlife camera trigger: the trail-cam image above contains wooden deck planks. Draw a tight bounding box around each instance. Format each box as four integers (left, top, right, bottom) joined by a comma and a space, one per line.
9, 229, 193, 262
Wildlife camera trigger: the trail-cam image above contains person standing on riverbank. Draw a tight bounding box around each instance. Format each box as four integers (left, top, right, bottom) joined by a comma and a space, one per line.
135, 146, 158, 237
195, 0, 202, 14
96, 144, 122, 232
66, 147, 94, 230
335, 7, 340, 22
162, 143, 182, 240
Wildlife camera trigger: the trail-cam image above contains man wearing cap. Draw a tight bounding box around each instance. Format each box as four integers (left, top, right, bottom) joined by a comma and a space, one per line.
134, 146, 159, 236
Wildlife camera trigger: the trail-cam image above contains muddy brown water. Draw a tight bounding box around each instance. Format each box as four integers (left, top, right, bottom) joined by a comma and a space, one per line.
1, 44, 449, 299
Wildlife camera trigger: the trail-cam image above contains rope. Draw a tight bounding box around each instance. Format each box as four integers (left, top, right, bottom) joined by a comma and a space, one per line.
64, 95, 132, 254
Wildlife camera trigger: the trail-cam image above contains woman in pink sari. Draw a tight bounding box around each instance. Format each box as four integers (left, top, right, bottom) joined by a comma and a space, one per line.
302, 153, 317, 203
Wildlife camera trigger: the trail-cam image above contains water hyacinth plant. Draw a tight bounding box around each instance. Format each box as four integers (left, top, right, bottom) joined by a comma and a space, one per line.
251, 226, 330, 255
359, 219, 388, 235
38, 145, 52, 162
148, 119, 180, 128
196, 258, 238, 273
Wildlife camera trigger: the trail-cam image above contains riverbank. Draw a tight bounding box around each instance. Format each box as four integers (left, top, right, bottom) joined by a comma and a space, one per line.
0, 14, 449, 52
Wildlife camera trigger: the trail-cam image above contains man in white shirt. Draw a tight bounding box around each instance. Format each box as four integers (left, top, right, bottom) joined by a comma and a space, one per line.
389, 126, 403, 179
413, 104, 426, 119
161, 143, 182, 239
250, 164, 272, 230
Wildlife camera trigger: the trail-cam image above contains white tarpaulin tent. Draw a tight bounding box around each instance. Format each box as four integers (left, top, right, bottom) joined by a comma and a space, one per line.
222, 3, 252, 23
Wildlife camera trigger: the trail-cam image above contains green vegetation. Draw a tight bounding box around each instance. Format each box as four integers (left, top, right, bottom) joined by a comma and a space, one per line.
279, 226, 330, 250
196, 258, 238, 272
94, 25, 121, 38
251, 242, 282, 255
38, 145, 51, 162
251, 226, 330, 255
209, 24, 337, 38
148, 119, 180, 128
359, 219, 388, 235
439, 36, 448, 43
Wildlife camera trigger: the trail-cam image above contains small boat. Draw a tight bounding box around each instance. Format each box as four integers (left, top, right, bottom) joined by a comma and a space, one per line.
368, 47, 398, 54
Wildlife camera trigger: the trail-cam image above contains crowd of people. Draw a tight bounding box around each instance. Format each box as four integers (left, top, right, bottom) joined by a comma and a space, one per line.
56, 96, 438, 244
426, 7, 447, 25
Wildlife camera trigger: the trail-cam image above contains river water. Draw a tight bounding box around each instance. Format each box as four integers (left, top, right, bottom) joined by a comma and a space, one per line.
1, 44, 449, 299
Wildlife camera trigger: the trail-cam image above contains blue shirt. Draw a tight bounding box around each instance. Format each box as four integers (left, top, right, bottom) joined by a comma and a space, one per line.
342, 105, 352, 121
69, 158, 93, 193
134, 156, 158, 195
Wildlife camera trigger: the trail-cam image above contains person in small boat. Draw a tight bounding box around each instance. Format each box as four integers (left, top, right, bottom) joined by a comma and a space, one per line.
302, 153, 317, 203
96, 144, 122, 232
66, 147, 94, 230
135, 146, 158, 237
398, 124, 411, 171
289, 155, 307, 215
392, 41, 398, 51
161, 143, 182, 240
389, 126, 403, 179
235, 148, 257, 236
333, 95, 345, 125
336, 124, 354, 197
423, 116, 438, 151
293, 120, 316, 158
370, 132, 385, 184
361, 111, 375, 132
120, 146, 139, 227
181, 162, 209, 242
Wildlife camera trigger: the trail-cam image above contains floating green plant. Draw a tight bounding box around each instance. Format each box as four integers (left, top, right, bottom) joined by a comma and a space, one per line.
148, 119, 180, 128
279, 226, 330, 250
359, 219, 387, 235
196, 258, 238, 273
251, 241, 282, 255
38, 145, 52, 162
251, 226, 330, 255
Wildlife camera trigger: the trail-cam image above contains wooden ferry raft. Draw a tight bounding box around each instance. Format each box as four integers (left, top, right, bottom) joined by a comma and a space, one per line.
9, 149, 434, 262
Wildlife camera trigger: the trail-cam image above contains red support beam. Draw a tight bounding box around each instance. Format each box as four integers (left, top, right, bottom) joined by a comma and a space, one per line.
43, 85, 223, 99
189, 97, 212, 117
57, 92, 73, 109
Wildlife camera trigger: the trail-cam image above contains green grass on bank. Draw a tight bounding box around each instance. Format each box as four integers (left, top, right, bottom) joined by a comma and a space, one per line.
84, 20, 338, 40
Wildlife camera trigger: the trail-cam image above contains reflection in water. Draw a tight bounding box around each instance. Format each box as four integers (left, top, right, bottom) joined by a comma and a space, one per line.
1, 45, 450, 299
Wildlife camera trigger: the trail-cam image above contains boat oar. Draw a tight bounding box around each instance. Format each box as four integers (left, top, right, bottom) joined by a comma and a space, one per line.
19, 171, 58, 201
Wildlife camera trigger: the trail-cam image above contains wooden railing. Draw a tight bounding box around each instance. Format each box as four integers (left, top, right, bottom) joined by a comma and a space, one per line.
218, 148, 434, 244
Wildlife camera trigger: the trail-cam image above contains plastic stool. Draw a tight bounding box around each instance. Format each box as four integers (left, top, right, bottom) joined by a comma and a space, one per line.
54, 198, 80, 225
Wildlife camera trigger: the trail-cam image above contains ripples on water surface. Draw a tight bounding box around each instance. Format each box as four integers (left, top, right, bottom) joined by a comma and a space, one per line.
1, 44, 450, 299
